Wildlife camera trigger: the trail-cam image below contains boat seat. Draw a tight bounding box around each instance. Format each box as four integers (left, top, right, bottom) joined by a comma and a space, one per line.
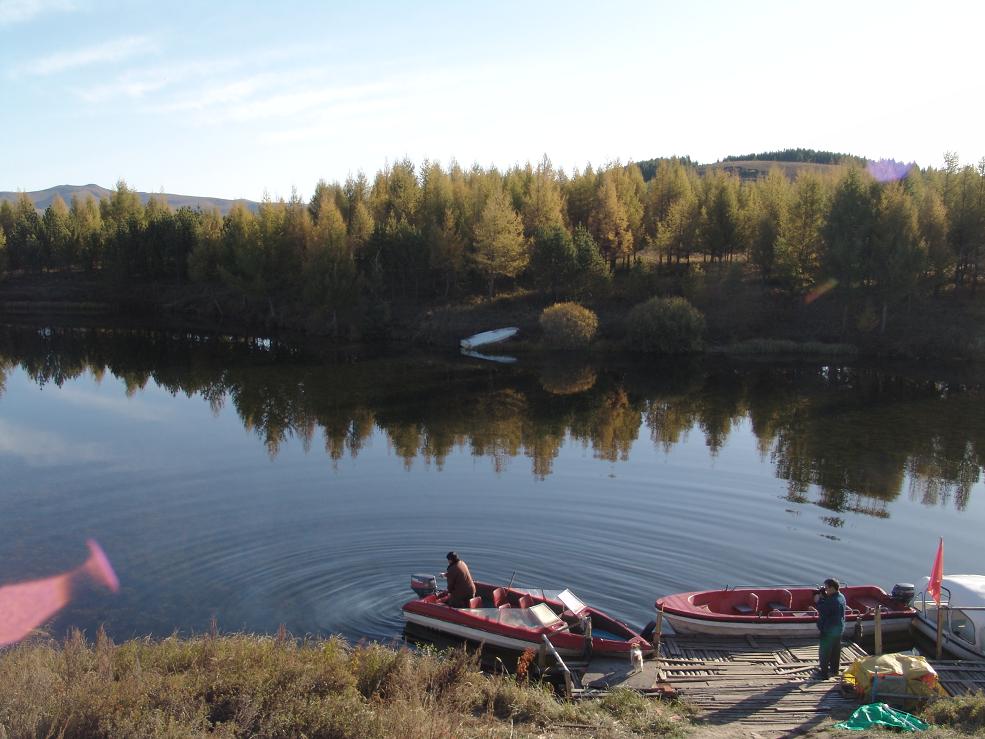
854, 596, 889, 613
468, 596, 483, 609
491, 587, 508, 607
767, 589, 793, 612
733, 593, 760, 615
498, 603, 511, 610
517, 595, 534, 609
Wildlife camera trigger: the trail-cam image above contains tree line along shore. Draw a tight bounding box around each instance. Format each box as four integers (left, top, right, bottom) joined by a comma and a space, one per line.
2, 151, 985, 357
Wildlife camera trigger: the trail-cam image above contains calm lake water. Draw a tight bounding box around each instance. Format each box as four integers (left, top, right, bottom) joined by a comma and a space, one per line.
1, 324, 984, 644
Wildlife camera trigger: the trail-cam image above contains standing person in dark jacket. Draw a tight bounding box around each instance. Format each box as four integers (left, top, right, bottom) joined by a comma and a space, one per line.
441, 551, 476, 608
813, 578, 847, 679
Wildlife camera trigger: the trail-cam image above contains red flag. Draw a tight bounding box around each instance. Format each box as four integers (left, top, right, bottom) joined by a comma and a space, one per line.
928, 537, 944, 605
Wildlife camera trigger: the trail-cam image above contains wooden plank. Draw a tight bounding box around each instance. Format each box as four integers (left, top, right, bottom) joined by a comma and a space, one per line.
587, 635, 863, 732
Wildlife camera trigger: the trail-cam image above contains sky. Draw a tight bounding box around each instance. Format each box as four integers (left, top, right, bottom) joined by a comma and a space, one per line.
1, 0, 984, 201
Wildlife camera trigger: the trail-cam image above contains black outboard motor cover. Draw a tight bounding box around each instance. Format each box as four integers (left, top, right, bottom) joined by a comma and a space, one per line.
891, 583, 915, 607
411, 574, 437, 598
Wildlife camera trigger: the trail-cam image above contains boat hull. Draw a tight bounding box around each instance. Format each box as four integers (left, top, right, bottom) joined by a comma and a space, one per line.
657, 585, 916, 640
460, 327, 519, 350
912, 614, 985, 661
405, 611, 588, 657
403, 581, 650, 658
664, 610, 911, 639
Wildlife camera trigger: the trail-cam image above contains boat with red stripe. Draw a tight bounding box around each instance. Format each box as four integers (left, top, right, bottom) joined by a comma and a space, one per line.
655, 584, 916, 638
403, 575, 652, 658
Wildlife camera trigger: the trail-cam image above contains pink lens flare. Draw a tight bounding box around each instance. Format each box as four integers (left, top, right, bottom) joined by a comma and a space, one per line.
866, 159, 915, 183
0, 539, 119, 647
83, 539, 120, 593
805, 278, 838, 305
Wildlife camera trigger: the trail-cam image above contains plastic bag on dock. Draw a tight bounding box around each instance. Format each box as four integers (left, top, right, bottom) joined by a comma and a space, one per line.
833, 702, 929, 732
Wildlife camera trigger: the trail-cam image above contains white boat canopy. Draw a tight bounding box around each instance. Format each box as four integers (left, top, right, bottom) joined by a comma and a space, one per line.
921, 574, 985, 651
923, 575, 985, 608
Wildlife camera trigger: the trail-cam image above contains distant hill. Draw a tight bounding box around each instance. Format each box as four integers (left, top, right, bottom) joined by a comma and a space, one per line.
702, 148, 866, 182
0, 184, 259, 215
635, 149, 868, 182
698, 160, 847, 181
722, 148, 866, 166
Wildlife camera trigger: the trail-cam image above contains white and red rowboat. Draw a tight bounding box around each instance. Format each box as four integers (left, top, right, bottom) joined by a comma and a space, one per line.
655, 585, 916, 639
403, 576, 652, 658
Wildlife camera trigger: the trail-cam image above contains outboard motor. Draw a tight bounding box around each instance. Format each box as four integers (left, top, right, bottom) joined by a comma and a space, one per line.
891, 583, 915, 607
410, 574, 437, 598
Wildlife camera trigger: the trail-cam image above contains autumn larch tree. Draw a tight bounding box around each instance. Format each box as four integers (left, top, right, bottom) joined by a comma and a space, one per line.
472, 188, 527, 297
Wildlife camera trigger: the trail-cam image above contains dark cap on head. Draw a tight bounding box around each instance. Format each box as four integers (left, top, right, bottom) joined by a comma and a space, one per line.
446, 551, 459, 563
823, 578, 840, 590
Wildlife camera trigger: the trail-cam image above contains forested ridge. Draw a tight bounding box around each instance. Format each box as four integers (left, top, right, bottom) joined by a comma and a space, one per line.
2, 152, 984, 351
722, 148, 867, 166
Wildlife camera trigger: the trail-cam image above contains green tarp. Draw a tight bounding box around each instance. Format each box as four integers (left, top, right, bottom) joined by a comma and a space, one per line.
833, 702, 929, 732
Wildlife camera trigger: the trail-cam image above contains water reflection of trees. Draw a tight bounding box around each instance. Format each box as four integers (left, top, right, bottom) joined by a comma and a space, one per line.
2, 326, 984, 517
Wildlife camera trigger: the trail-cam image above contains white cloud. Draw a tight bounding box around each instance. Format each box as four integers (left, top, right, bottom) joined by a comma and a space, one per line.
74, 57, 245, 103
76, 71, 172, 103
153, 72, 281, 113
0, 0, 76, 26
257, 98, 407, 144
19, 35, 154, 77
223, 81, 393, 122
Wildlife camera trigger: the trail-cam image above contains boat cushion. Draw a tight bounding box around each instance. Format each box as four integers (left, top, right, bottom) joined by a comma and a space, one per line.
768, 591, 794, 612
517, 595, 534, 609
468, 596, 483, 609
734, 593, 759, 615
491, 587, 508, 607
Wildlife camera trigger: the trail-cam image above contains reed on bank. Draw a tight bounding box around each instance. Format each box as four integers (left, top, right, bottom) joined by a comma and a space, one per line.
0, 630, 689, 738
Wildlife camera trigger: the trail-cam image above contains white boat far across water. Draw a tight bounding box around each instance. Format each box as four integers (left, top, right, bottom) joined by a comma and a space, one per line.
460, 327, 519, 350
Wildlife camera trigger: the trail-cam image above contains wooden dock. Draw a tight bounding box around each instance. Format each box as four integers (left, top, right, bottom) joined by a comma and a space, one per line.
929, 659, 985, 696
570, 636, 867, 735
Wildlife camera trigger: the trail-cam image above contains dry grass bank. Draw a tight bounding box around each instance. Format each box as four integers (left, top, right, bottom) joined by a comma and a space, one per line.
0, 631, 689, 738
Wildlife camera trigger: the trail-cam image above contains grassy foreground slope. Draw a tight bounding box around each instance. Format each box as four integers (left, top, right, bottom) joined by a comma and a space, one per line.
2, 634, 985, 737
0, 631, 688, 738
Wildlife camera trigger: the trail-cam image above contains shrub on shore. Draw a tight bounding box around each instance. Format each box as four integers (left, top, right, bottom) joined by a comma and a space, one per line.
625, 296, 705, 354
0, 631, 688, 738
539, 302, 599, 349
920, 692, 985, 734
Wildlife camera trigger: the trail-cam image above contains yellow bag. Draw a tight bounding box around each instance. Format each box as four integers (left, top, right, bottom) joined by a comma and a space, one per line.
843, 653, 948, 703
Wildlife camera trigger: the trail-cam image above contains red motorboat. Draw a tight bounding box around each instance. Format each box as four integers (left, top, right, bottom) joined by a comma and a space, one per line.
403, 575, 652, 658
656, 584, 916, 638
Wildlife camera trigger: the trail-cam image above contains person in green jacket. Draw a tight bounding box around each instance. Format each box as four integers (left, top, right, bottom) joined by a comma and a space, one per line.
813, 578, 846, 679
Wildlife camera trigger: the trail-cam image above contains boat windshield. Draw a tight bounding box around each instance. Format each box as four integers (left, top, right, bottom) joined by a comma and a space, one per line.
461, 603, 563, 629
513, 587, 588, 613
558, 589, 588, 614
950, 609, 978, 646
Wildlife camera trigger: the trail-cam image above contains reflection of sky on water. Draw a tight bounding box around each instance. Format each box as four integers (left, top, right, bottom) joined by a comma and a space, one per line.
54, 385, 174, 422
0, 418, 111, 467
1, 352, 984, 646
